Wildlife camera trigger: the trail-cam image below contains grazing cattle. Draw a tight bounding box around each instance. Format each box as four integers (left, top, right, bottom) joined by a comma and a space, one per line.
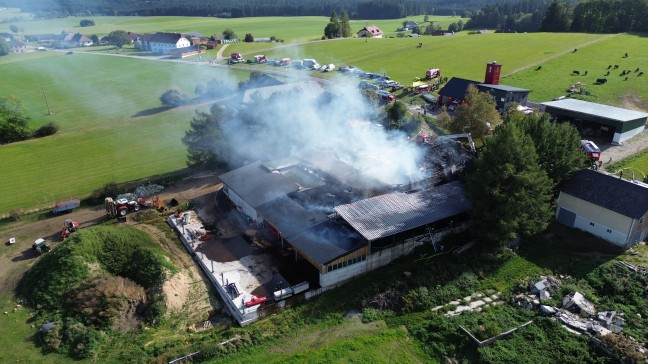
620, 70, 626, 76
605, 71, 610, 76
625, 77, 629, 81
639, 72, 644, 76
536, 65, 542, 71
607, 65, 612, 69
573, 48, 578, 52
613, 65, 619, 69
583, 71, 588, 76
595, 78, 608, 84
625, 52, 628, 57
572, 70, 580, 75
635, 68, 640, 72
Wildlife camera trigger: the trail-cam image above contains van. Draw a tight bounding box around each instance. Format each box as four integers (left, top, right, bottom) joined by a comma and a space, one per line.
303, 59, 319, 69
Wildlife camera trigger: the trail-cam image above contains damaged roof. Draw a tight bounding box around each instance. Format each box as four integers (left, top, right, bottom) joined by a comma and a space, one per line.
289, 219, 366, 265
219, 161, 299, 208
256, 196, 329, 241
335, 181, 472, 241
560, 169, 648, 219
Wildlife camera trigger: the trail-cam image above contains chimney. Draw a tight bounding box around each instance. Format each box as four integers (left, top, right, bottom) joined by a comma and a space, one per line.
484, 61, 501, 85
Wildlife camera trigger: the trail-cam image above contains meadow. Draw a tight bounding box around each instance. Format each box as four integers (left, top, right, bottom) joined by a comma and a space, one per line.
1, 11, 648, 216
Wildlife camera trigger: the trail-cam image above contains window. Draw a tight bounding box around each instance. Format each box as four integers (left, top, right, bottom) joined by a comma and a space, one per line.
589, 222, 595, 227
606, 229, 612, 233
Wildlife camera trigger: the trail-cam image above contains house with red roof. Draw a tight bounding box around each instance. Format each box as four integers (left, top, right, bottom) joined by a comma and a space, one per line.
357, 26, 383, 38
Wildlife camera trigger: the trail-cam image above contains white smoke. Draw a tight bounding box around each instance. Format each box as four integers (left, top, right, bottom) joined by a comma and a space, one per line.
218, 71, 428, 186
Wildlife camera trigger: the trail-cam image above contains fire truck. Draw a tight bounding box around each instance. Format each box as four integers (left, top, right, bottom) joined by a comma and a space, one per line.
581, 140, 601, 168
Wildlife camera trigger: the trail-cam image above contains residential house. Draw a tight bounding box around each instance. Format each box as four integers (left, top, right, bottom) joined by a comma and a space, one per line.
556, 169, 648, 249
70, 33, 93, 46
8, 39, 27, 53
148, 32, 191, 54
357, 26, 384, 38
135, 33, 154, 50
0, 32, 13, 42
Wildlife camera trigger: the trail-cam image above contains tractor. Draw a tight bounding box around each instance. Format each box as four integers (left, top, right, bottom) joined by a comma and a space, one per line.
33, 238, 51, 255
104, 196, 148, 218
60, 219, 79, 239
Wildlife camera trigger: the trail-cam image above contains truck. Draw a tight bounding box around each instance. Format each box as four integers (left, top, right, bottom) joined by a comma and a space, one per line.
253, 54, 267, 63
425, 68, 441, 80
52, 198, 80, 214
581, 140, 601, 168
229, 53, 244, 64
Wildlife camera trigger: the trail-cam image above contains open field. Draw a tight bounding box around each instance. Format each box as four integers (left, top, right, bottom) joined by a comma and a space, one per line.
1, 13, 648, 216
1, 9, 467, 43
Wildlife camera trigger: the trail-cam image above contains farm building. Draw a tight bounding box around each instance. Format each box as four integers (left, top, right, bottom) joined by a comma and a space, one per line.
357, 26, 384, 38
438, 77, 478, 105
438, 62, 531, 111
218, 142, 474, 290
541, 99, 648, 144
477, 84, 532, 113
556, 169, 648, 249
8, 39, 26, 53
139, 32, 191, 54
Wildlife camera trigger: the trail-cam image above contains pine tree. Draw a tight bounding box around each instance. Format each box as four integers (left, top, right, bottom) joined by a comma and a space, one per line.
465, 123, 553, 245
182, 104, 231, 167
340, 10, 352, 38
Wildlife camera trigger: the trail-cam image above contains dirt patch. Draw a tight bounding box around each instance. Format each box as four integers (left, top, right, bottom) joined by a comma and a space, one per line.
619, 91, 648, 112
163, 270, 193, 311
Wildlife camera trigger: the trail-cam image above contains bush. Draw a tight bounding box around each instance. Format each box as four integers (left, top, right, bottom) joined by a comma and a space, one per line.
80, 19, 95, 27
159, 88, 190, 108
32, 122, 59, 138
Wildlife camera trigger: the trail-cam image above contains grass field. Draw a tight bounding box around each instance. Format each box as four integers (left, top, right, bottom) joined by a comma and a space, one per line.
1, 12, 648, 216
1, 8, 468, 43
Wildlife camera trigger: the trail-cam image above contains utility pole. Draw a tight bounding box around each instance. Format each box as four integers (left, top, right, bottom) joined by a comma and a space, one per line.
41, 82, 52, 115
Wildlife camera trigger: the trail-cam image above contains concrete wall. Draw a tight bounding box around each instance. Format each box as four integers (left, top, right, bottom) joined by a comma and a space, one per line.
224, 187, 258, 221
167, 215, 258, 326
319, 224, 468, 288
613, 125, 645, 144
557, 193, 634, 247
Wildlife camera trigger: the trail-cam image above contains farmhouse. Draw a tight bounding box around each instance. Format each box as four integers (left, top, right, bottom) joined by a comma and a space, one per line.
556, 169, 648, 249
142, 32, 191, 54
218, 142, 474, 290
358, 26, 384, 38
438, 62, 532, 112
541, 99, 648, 144
8, 39, 26, 53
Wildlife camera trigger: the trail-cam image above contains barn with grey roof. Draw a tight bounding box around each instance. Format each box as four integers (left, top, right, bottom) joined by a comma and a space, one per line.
542, 99, 648, 144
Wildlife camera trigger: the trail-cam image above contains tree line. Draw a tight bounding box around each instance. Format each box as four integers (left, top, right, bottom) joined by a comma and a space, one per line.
466, 0, 648, 33
4, 0, 502, 19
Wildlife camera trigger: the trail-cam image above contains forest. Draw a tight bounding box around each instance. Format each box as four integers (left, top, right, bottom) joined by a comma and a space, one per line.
1, 0, 502, 19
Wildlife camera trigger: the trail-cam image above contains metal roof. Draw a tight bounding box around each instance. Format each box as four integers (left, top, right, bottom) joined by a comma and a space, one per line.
256, 196, 329, 241
438, 77, 478, 99
542, 99, 648, 122
560, 169, 648, 219
289, 219, 366, 265
335, 181, 472, 241
477, 83, 532, 93
219, 162, 299, 208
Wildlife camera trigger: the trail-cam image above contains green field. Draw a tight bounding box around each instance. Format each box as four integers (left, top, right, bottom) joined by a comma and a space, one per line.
1, 9, 468, 43
1, 12, 648, 216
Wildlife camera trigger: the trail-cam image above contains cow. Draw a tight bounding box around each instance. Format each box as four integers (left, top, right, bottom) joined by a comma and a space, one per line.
595, 78, 607, 84
572, 70, 580, 75
638, 72, 644, 77
605, 71, 610, 76
613, 65, 619, 69
607, 65, 612, 69
635, 68, 640, 72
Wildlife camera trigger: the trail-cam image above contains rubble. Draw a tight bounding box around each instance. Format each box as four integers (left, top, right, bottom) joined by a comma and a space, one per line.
562, 292, 596, 316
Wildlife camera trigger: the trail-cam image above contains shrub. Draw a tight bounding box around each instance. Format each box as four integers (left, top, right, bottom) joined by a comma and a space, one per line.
32, 122, 59, 138
159, 88, 190, 108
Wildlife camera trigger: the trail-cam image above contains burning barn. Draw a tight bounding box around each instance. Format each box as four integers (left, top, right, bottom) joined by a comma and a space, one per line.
218, 141, 474, 290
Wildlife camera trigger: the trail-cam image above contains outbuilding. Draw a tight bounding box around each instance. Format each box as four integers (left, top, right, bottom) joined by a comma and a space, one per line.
541, 99, 648, 144
556, 169, 648, 249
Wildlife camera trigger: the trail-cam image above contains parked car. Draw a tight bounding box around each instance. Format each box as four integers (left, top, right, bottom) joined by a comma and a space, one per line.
359, 81, 380, 91
376, 90, 396, 103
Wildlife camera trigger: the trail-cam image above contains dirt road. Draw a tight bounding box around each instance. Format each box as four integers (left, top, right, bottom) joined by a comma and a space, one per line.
0, 171, 222, 295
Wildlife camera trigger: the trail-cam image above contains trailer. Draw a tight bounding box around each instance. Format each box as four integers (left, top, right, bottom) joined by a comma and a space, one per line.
52, 199, 80, 214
